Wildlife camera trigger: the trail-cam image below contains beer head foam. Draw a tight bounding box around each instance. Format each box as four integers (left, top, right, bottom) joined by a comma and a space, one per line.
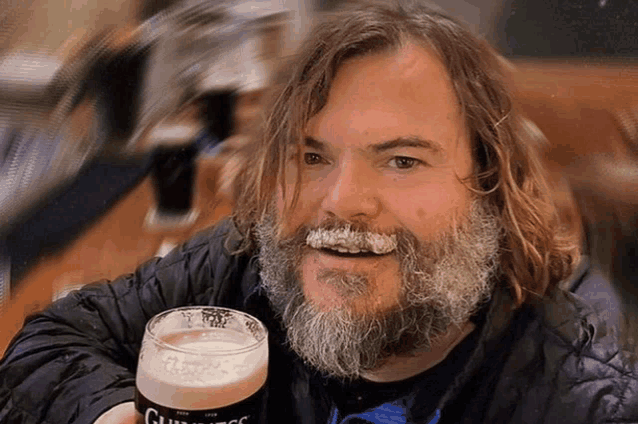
143, 329, 266, 387
136, 308, 269, 410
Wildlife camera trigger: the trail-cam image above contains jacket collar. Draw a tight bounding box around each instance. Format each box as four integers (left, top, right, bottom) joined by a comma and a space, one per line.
414, 284, 520, 421
413, 258, 597, 422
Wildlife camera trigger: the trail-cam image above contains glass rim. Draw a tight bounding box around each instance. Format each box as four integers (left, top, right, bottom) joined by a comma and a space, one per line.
144, 306, 268, 356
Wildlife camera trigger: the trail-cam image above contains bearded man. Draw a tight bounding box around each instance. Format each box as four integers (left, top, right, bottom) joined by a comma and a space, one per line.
1, 1, 636, 423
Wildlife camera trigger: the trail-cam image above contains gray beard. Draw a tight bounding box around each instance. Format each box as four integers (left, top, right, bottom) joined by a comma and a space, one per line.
256, 201, 502, 379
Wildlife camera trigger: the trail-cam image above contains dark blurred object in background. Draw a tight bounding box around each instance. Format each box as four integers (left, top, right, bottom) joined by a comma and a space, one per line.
152, 144, 199, 216
201, 90, 237, 143
138, 0, 181, 22
88, 44, 151, 149
497, 0, 638, 57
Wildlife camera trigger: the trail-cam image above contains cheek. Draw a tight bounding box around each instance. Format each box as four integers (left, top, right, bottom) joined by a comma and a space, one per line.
388, 182, 471, 237
283, 179, 326, 214
276, 185, 321, 237
275, 188, 285, 215
275, 190, 295, 238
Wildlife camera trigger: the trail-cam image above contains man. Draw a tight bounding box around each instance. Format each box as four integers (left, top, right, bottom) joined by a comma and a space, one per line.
1, 1, 636, 423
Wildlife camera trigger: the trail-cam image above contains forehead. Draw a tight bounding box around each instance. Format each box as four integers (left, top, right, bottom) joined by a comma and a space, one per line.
305, 43, 467, 153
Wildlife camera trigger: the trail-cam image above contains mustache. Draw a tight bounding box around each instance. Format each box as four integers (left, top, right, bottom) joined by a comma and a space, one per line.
286, 217, 399, 255
306, 226, 397, 255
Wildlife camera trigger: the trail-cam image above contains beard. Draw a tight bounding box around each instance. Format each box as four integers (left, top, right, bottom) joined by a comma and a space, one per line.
256, 200, 502, 379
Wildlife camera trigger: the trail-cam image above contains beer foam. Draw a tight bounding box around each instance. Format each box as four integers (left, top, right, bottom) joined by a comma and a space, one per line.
136, 328, 268, 409
145, 329, 265, 387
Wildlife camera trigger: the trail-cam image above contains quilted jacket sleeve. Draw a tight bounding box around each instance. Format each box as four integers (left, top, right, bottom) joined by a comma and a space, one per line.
0, 221, 237, 424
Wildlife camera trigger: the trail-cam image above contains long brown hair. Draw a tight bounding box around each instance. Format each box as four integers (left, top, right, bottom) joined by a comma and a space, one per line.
232, 0, 581, 304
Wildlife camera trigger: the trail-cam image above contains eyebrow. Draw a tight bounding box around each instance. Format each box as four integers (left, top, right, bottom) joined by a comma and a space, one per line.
304, 136, 327, 151
304, 136, 443, 152
370, 136, 444, 154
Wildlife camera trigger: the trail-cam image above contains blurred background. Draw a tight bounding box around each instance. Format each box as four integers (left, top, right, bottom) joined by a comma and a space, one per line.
0, 0, 636, 354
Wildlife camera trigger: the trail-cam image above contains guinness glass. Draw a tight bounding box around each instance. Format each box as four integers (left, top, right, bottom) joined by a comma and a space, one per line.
135, 306, 268, 424
151, 142, 198, 217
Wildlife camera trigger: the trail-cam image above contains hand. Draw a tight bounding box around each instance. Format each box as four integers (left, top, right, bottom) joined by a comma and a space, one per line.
94, 401, 137, 424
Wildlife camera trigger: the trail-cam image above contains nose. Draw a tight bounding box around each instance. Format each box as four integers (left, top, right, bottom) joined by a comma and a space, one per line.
320, 157, 381, 221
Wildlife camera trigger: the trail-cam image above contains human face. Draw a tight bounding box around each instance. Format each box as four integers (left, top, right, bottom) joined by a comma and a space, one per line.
257, 199, 499, 378
279, 43, 475, 313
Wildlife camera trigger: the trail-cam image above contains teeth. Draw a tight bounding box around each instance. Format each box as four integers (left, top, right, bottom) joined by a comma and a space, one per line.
306, 227, 397, 255
327, 246, 362, 254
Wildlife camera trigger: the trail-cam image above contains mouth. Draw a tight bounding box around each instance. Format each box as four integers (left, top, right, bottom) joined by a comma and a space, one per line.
318, 247, 386, 259
306, 226, 398, 257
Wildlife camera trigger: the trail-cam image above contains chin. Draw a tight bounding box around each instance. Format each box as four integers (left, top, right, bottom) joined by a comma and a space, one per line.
300, 271, 403, 316
301, 279, 347, 311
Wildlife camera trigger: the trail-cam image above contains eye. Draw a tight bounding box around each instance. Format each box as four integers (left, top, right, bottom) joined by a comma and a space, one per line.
304, 152, 325, 165
389, 156, 421, 169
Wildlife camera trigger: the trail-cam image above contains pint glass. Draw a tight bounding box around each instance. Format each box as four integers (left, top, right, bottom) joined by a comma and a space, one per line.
135, 306, 268, 424
151, 143, 198, 217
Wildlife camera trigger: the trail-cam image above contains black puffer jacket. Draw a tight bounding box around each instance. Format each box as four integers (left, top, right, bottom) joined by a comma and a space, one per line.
0, 220, 636, 423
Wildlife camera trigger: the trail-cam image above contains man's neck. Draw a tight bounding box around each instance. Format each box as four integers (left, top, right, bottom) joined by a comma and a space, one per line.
360, 320, 475, 383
